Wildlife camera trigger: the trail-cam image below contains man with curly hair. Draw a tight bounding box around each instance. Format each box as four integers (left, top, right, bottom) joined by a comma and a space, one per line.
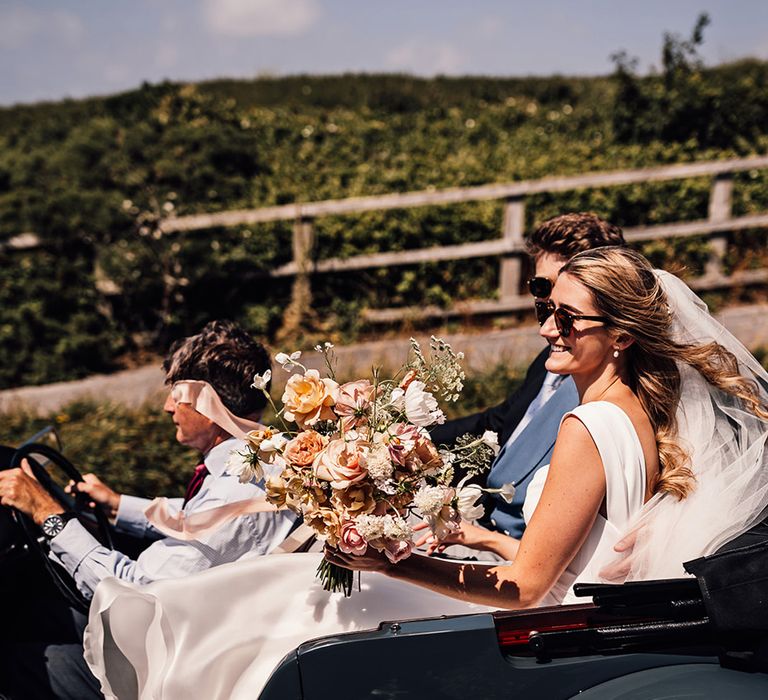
0, 320, 298, 699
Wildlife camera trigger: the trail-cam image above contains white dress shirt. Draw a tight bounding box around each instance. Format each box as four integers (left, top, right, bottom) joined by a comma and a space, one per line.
50, 438, 297, 599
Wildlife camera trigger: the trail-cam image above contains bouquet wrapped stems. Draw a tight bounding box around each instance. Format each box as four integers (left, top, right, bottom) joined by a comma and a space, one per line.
316, 556, 354, 597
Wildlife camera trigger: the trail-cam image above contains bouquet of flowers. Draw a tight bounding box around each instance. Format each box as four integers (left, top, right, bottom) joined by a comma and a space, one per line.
236, 337, 512, 595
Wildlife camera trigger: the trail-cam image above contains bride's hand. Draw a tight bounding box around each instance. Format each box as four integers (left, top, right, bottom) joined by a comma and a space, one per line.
324, 545, 391, 573
413, 521, 493, 555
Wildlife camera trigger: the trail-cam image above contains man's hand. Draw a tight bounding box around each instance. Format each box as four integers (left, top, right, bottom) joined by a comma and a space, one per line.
598, 529, 638, 582
0, 461, 63, 525
66, 474, 121, 520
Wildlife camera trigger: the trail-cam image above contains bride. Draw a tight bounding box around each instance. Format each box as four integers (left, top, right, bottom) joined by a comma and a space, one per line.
83, 247, 768, 699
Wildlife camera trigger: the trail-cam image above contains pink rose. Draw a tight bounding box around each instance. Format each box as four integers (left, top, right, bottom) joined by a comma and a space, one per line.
283, 431, 328, 467
335, 380, 376, 430
313, 438, 369, 489
338, 520, 368, 556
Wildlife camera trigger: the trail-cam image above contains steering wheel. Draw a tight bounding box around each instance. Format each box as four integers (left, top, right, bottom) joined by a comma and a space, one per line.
8, 442, 115, 612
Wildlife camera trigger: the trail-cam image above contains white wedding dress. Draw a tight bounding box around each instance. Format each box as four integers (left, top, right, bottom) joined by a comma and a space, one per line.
83, 401, 647, 700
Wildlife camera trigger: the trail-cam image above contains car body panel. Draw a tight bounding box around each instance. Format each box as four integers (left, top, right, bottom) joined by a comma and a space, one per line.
260, 612, 724, 700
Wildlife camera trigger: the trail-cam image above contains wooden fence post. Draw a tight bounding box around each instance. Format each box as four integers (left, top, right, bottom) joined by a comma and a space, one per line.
499, 196, 526, 300
277, 216, 315, 341
704, 173, 733, 281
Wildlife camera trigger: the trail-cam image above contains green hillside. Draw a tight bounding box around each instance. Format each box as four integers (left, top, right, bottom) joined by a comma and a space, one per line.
2, 33, 768, 390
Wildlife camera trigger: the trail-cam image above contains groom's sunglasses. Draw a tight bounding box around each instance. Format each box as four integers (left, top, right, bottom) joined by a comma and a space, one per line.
528, 276, 553, 298
535, 301, 610, 337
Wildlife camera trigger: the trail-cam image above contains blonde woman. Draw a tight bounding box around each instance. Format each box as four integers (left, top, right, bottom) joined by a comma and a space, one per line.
330, 247, 768, 606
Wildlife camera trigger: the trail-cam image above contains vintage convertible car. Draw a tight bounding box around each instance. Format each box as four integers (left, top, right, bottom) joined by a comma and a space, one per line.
3, 432, 768, 700
260, 538, 768, 699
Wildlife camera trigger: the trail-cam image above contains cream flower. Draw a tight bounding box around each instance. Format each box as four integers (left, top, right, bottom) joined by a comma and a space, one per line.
403, 380, 445, 427
226, 449, 264, 484
282, 369, 339, 427
481, 430, 500, 456
251, 369, 272, 391
456, 483, 485, 521
246, 428, 287, 464
413, 485, 453, 517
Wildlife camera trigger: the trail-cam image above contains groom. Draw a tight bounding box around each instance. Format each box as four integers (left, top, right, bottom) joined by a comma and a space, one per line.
0, 320, 299, 700
431, 213, 625, 542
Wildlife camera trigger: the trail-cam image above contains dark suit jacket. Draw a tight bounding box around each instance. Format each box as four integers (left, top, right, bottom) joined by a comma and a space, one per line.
430, 347, 550, 447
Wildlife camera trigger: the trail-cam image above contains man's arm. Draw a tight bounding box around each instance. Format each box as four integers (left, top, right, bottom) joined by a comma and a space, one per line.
430, 348, 550, 446
50, 500, 297, 598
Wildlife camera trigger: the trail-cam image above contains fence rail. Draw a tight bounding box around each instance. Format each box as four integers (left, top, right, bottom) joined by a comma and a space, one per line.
8, 155, 768, 328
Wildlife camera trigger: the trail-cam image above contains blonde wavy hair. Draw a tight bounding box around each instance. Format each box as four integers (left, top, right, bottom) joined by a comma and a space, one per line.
561, 247, 768, 499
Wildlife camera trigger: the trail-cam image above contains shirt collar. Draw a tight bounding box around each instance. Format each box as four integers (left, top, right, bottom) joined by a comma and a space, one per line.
204, 437, 240, 478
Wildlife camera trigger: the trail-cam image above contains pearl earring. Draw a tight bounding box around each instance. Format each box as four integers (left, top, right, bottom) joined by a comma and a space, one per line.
613, 349, 620, 358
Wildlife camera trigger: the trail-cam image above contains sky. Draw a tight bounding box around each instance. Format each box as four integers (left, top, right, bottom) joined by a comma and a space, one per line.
1, 0, 767, 106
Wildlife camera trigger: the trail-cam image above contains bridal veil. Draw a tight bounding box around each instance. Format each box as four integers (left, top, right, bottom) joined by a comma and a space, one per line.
618, 270, 768, 581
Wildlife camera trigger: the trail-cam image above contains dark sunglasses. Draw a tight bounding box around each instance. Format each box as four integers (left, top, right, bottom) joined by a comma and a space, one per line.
535, 301, 609, 337
528, 276, 553, 298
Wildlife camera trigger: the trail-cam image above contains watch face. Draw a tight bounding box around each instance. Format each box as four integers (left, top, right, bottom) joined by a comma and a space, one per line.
42, 514, 65, 538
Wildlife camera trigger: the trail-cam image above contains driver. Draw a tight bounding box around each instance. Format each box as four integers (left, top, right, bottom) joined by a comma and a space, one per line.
0, 319, 299, 700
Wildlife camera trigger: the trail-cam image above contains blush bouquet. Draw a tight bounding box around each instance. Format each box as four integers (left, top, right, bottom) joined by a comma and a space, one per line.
239, 337, 508, 596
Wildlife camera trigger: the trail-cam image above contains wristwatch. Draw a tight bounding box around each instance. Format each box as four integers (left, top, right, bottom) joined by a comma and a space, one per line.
41, 511, 78, 540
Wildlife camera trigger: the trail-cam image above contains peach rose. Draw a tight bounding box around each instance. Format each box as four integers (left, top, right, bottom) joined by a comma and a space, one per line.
412, 437, 443, 472
282, 369, 339, 428
313, 438, 369, 489
283, 431, 328, 467
304, 506, 341, 546
330, 482, 376, 516
264, 475, 288, 508
338, 520, 368, 556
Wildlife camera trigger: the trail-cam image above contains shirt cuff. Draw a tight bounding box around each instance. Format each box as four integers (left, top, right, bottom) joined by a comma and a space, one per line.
49, 519, 101, 576
114, 495, 153, 537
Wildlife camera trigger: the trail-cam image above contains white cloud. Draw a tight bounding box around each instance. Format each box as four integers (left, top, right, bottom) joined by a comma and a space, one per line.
203, 0, 320, 38
0, 6, 84, 50
385, 39, 465, 75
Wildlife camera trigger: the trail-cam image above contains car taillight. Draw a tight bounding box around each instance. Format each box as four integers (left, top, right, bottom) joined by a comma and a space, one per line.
493, 603, 598, 653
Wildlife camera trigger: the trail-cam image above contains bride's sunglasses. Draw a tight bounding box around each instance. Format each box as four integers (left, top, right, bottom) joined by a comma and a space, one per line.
535, 300, 610, 337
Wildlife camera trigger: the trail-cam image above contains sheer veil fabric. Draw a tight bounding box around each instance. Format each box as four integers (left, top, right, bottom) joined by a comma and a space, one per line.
612, 270, 768, 581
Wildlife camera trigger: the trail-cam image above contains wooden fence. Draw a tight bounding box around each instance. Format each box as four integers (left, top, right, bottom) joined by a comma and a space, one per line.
7, 155, 768, 328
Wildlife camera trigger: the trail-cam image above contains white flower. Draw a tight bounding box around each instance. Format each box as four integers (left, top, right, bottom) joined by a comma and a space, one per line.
275, 350, 302, 371
413, 485, 453, 517
251, 369, 272, 391
388, 387, 405, 411
456, 484, 485, 521
403, 380, 445, 427
354, 514, 387, 541
226, 449, 264, 484
498, 482, 516, 504
383, 515, 413, 541
361, 442, 393, 481
481, 430, 500, 456
258, 431, 288, 460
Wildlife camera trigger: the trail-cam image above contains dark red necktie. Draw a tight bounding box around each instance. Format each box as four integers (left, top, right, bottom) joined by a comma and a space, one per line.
183, 463, 209, 506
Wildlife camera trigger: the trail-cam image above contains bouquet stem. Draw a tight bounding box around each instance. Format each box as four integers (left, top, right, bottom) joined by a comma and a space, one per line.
316, 557, 353, 597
